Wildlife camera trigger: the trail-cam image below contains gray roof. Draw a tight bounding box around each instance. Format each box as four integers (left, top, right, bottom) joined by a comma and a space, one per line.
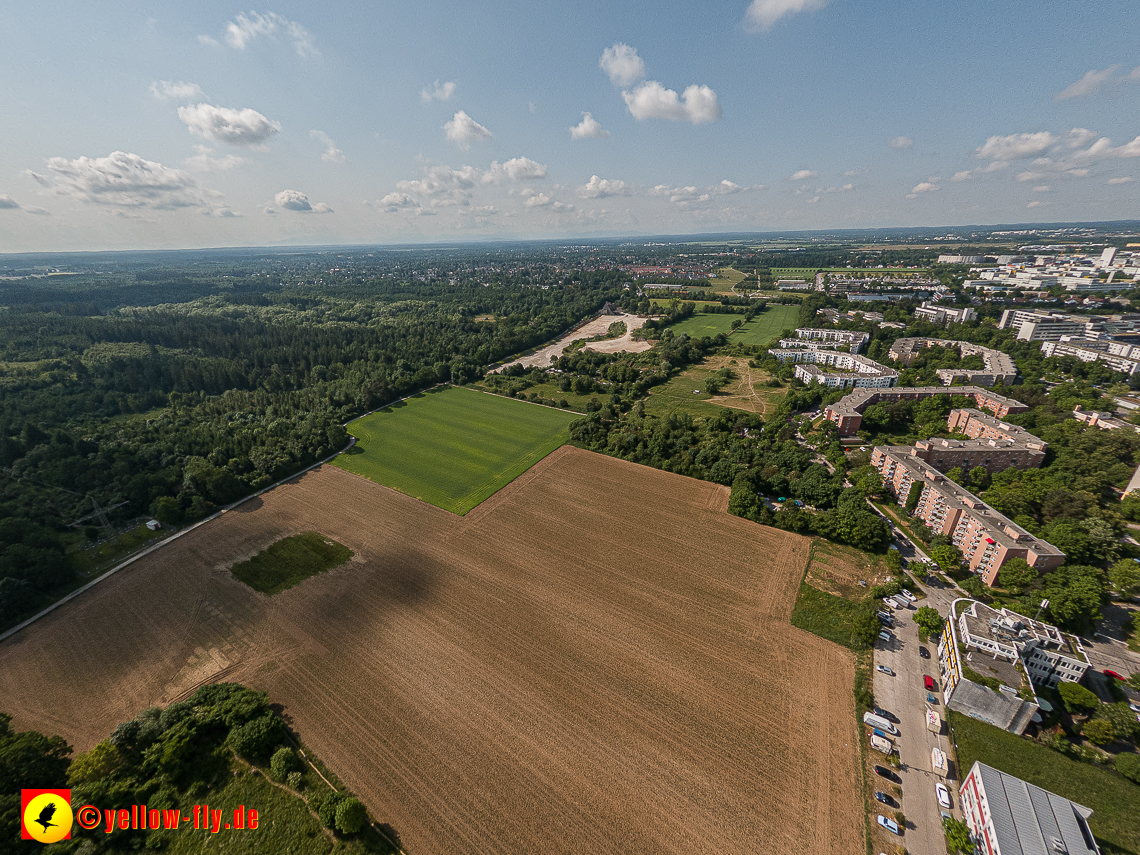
972, 762, 1099, 855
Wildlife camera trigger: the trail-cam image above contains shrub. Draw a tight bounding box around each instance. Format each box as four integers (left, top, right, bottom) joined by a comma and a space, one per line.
227, 713, 284, 760
1082, 719, 1114, 745
1058, 681, 1099, 714
316, 791, 348, 829
336, 797, 368, 834
270, 746, 300, 781
286, 770, 304, 790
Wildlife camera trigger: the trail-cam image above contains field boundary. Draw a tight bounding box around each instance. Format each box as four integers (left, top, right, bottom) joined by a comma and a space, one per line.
0, 435, 357, 644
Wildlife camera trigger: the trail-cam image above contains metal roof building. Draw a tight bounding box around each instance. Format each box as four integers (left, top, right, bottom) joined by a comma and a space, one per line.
959, 762, 1100, 855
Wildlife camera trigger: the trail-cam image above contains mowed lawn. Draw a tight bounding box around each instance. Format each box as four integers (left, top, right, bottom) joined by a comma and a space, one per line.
665, 304, 799, 348
334, 386, 576, 514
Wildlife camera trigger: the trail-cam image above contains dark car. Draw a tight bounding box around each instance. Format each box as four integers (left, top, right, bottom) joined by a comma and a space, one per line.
919, 647, 930, 659
873, 707, 899, 723
874, 765, 901, 783
875, 792, 899, 808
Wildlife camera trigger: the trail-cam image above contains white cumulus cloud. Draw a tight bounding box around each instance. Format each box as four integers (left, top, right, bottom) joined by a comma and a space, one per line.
274, 189, 332, 213
951, 171, 972, 182
744, 0, 831, 32
599, 43, 645, 87
790, 169, 817, 181
570, 112, 610, 139
178, 103, 281, 148
888, 136, 914, 149
486, 156, 547, 181
310, 129, 346, 163
0, 195, 19, 209
1109, 176, 1134, 184
622, 81, 721, 123
149, 80, 205, 102
1055, 66, 1121, 100
421, 80, 457, 102
579, 175, 630, 198
375, 192, 420, 211
443, 110, 492, 148
975, 132, 1056, 162
34, 150, 225, 212
907, 180, 940, 198
215, 11, 317, 57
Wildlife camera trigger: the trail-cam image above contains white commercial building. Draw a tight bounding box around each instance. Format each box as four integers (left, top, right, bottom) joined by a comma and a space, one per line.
960, 762, 1100, 855
914, 301, 978, 326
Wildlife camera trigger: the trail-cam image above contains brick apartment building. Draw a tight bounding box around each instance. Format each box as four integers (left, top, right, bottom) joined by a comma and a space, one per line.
824, 386, 1028, 436
871, 447, 1064, 583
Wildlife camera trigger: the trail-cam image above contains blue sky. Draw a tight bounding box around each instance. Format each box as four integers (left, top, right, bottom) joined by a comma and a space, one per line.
1, 1, 1137, 250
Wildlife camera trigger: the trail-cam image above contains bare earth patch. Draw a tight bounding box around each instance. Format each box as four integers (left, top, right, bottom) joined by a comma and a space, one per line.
494, 312, 648, 371
1, 448, 862, 855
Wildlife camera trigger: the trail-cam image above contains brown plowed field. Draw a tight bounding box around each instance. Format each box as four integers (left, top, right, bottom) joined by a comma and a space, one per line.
0, 447, 862, 855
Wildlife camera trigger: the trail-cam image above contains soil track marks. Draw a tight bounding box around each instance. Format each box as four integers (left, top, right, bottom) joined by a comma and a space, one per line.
1, 447, 861, 855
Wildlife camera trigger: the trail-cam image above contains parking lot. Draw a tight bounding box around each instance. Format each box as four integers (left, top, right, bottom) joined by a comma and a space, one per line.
870, 590, 958, 855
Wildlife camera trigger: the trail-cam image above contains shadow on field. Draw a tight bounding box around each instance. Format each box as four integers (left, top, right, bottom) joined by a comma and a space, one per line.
343, 443, 365, 455
231, 497, 264, 514
307, 546, 441, 621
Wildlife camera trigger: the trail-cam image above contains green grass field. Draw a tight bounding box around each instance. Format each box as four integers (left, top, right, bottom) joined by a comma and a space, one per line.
789, 581, 875, 651
664, 304, 799, 347
334, 386, 576, 514
949, 710, 1140, 855
230, 532, 353, 595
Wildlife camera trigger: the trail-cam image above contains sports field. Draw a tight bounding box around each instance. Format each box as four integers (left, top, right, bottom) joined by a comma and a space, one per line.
334, 386, 575, 514
665, 304, 798, 347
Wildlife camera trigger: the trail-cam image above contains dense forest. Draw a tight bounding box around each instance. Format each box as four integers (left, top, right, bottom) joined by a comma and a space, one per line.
0, 255, 627, 626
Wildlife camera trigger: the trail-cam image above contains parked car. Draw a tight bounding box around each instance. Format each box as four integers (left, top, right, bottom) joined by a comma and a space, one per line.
919, 647, 930, 659
875, 792, 898, 808
873, 707, 899, 723
879, 630, 893, 643
936, 782, 952, 810
876, 816, 901, 835
1104, 669, 1125, 681
877, 665, 895, 676
927, 693, 939, 705
901, 589, 917, 601
872, 727, 891, 740
924, 675, 936, 691
877, 611, 893, 624
1129, 702, 1140, 713
874, 765, 901, 783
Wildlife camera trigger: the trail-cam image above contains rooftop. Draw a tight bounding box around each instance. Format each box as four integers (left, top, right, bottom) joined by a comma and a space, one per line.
968, 762, 1099, 855
876, 448, 1065, 559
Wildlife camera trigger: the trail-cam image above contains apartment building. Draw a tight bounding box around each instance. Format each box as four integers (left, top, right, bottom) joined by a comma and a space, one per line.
871, 448, 1064, 583
947, 408, 1046, 447
1072, 405, 1140, 433
785, 328, 871, 351
959, 762, 1100, 855
824, 385, 1028, 436
1040, 340, 1140, 374
911, 437, 1045, 472
914, 301, 978, 326
998, 309, 1087, 342
769, 349, 898, 389
888, 338, 1018, 386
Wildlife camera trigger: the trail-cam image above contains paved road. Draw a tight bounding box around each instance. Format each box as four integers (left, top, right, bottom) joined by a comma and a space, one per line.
873, 594, 957, 855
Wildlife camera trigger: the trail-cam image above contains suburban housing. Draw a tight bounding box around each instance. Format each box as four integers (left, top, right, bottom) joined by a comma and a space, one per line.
887, 337, 1018, 387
